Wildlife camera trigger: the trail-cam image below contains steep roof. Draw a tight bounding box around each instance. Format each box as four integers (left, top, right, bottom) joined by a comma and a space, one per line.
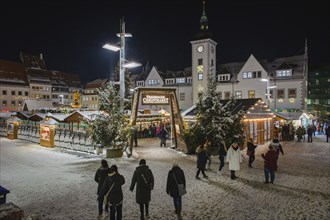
20, 53, 47, 70
23, 100, 53, 111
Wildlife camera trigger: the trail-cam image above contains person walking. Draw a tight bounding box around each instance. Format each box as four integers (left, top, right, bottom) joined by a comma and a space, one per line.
99, 165, 125, 220
218, 140, 227, 172
158, 125, 168, 147
247, 138, 257, 168
95, 160, 111, 218
261, 145, 279, 184
226, 142, 242, 180
195, 145, 208, 179
130, 159, 154, 220
166, 161, 186, 220
326, 126, 330, 142
270, 138, 284, 156
307, 125, 313, 142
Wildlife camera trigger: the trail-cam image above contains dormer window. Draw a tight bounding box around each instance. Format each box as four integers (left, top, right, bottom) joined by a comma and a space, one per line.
137, 81, 144, 86
218, 74, 230, 82
242, 71, 261, 79
187, 77, 192, 83
276, 69, 292, 77
176, 78, 185, 84
165, 79, 175, 84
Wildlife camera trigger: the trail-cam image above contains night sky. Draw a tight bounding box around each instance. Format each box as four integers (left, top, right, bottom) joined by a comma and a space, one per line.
1, 0, 329, 83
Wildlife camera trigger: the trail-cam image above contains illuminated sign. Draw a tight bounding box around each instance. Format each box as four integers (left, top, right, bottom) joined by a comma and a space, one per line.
142, 94, 170, 105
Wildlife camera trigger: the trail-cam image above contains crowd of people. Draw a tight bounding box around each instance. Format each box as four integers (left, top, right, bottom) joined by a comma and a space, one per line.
95, 120, 329, 220
95, 159, 186, 220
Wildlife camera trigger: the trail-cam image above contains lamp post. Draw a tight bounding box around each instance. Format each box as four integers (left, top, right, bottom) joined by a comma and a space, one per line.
103, 17, 141, 112
260, 77, 277, 109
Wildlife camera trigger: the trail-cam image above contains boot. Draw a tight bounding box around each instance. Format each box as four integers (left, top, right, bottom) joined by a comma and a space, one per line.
177, 208, 182, 220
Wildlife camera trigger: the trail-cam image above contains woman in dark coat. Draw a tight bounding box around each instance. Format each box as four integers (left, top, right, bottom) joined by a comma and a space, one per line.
99, 165, 125, 220
166, 161, 186, 220
94, 159, 110, 216
195, 145, 208, 179
247, 138, 257, 168
218, 140, 227, 171
261, 145, 279, 184
130, 159, 154, 220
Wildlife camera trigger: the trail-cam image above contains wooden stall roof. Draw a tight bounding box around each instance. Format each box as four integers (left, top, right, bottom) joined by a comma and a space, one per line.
63, 111, 100, 123
182, 98, 263, 118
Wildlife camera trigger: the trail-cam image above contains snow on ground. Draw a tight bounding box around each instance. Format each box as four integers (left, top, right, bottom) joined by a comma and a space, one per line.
0, 135, 330, 220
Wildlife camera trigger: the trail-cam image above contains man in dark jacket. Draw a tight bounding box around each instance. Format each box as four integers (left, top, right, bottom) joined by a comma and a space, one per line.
326, 126, 330, 142
247, 138, 257, 168
195, 145, 208, 179
130, 159, 154, 220
166, 161, 186, 220
95, 160, 110, 217
218, 140, 227, 171
99, 165, 125, 220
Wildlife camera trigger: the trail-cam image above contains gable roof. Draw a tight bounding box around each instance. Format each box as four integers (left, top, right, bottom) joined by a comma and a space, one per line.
23, 100, 54, 111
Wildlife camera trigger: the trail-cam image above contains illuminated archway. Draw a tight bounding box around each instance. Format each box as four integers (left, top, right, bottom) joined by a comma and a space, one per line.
128, 87, 186, 156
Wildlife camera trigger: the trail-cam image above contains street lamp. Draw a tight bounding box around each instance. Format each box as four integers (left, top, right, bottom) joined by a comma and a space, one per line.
103, 17, 141, 111
260, 78, 277, 109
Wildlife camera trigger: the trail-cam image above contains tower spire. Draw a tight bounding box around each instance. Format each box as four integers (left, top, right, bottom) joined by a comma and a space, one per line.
200, 1, 208, 30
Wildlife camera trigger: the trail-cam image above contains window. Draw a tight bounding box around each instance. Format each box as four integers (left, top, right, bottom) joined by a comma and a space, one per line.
148, 79, 160, 85
18, 91, 22, 96
25, 91, 28, 96
2, 90, 6, 95
224, 92, 231, 99
248, 90, 255, 98
314, 99, 319, 104
198, 73, 203, 80
176, 78, 185, 84
11, 101, 15, 106
2, 100, 7, 106
211, 59, 214, 66
242, 71, 262, 79
137, 81, 144, 86
187, 77, 192, 83
180, 93, 185, 101
277, 89, 285, 98
235, 91, 242, 99
315, 79, 319, 85
276, 69, 292, 77
18, 101, 22, 106
11, 91, 15, 96
218, 74, 230, 82
198, 59, 203, 65
288, 89, 297, 98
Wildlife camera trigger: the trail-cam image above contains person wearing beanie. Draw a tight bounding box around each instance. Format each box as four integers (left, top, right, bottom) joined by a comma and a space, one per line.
130, 159, 154, 220
99, 165, 125, 220
95, 159, 110, 217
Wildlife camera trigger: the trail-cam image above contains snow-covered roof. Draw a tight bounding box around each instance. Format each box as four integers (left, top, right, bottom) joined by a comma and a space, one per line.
23, 100, 53, 111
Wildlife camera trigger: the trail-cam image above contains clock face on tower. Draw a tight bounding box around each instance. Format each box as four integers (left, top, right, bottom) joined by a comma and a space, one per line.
197, 45, 204, 53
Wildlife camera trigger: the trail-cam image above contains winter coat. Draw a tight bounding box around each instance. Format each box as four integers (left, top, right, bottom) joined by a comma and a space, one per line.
99, 172, 125, 206
218, 142, 227, 156
94, 167, 110, 195
166, 166, 186, 198
270, 142, 284, 155
158, 127, 167, 139
262, 150, 278, 171
226, 145, 242, 171
247, 141, 257, 155
196, 147, 208, 169
130, 165, 154, 204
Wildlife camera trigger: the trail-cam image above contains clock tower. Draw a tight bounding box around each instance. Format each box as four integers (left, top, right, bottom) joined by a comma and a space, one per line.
190, 1, 217, 104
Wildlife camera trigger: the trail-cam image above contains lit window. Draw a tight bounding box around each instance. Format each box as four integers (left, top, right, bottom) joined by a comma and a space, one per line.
235, 91, 242, 99
198, 73, 203, 80
248, 90, 255, 98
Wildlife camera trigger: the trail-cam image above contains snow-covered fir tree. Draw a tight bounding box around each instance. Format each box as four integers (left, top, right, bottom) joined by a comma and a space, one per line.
185, 73, 245, 153
84, 82, 131, 149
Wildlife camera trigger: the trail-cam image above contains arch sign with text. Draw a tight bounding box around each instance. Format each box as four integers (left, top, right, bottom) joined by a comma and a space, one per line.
128, 87, 187, 157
